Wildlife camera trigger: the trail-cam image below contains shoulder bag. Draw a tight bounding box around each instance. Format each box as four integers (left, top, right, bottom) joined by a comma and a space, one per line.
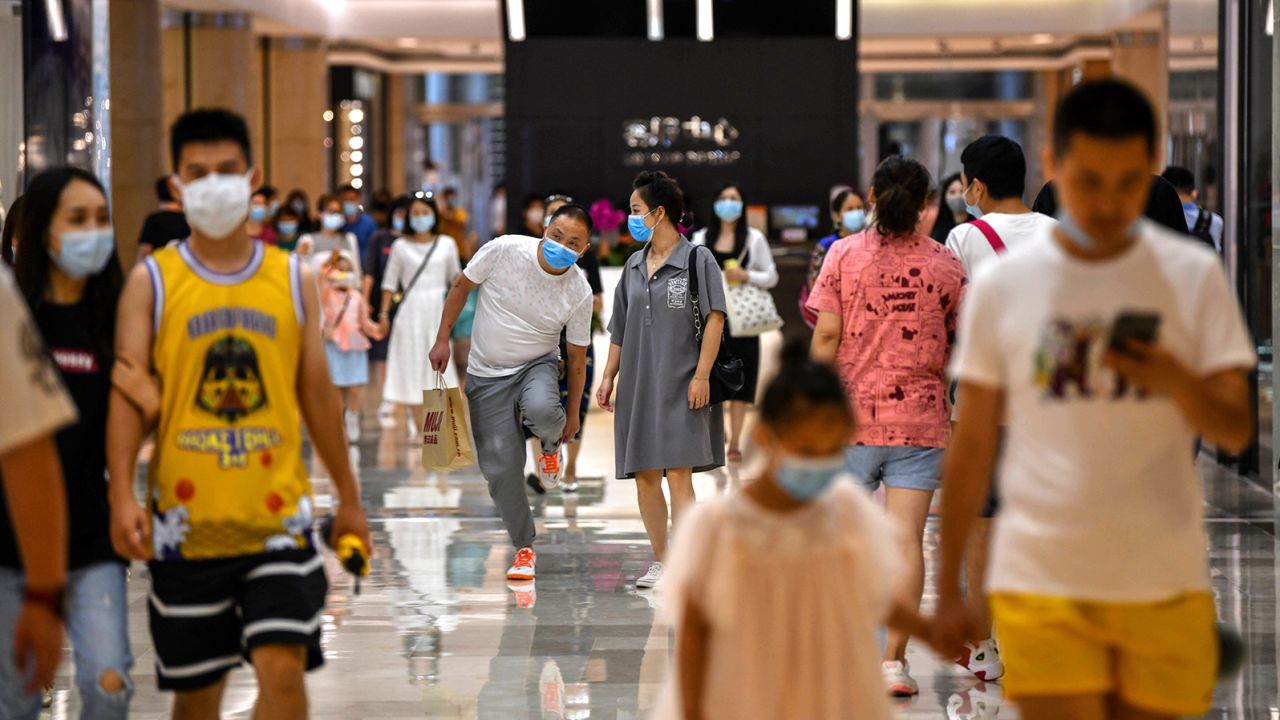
391, 238, 442, 310
724, 235, 784, 337
688, 244, 745, 404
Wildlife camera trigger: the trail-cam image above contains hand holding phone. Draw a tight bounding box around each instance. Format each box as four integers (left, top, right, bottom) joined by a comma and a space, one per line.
1108, 312, 1161, 356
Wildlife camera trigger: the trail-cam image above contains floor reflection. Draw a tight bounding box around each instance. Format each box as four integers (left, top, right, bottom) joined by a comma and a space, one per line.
36, 412, 1280, 719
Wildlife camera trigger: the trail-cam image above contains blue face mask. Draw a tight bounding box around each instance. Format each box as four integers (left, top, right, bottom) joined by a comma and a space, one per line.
322, 213, 345, 231
541, 238, 581, 270
410, 215, 436, 234
841, 209, 867, 233
628, 209, 657, 243
277, 221, 299, 237
714, 198, 743, 222
343, 201, 360, 218
963, 183, 984, 219
1056, 207, 1142, 251
391, 216, 405, 232
249, 206, 268, 223
50, 227, 115, 279
775, 454, 843, 501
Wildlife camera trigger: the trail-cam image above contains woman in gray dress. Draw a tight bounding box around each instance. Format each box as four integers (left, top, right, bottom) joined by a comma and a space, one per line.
597, 171, 728, 589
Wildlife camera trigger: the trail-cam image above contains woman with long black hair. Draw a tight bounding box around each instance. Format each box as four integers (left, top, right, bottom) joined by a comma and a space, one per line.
930, 172, 974, 243
691, 182, 778, 462
3, 167, 132, 718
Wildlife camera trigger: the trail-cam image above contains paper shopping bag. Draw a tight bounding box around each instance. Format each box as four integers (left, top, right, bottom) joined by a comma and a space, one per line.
421, 375, 475, 471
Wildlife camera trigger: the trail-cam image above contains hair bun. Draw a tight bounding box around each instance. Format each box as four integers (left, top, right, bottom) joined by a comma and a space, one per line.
780, 340, 811, 368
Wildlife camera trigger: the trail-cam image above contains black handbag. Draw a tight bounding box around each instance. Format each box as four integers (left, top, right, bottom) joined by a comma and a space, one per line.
688, 244, 745, 404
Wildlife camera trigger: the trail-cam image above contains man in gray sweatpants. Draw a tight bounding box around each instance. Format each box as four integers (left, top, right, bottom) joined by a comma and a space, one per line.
429, 204, 595, 584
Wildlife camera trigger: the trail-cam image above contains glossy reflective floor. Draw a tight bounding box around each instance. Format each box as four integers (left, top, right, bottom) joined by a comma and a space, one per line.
41, 378, 1280, 719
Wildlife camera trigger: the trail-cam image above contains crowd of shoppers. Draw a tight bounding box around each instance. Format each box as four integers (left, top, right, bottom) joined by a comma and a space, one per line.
0, 77, 1254, 720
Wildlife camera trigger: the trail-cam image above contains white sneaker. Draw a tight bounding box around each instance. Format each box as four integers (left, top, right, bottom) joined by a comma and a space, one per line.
882, 660, 919, 697
377, 402, 395, 428
538, 445, 564, 491
635, 562, 664, 589
344, 410, 360, 443
958, 638, 1005, 682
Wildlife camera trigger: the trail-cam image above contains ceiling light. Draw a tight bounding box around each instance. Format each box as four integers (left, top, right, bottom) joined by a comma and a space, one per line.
1266, 0, 1274, 36
647, 0, 664, 41
349, 108, 364, 123
348, 136, 364, 150
505, 0, 526, 42
352, 178, 363, 189
323, 110, 334, 122
696, 0, 713, 41
836, 0, 853, 40
351, 150, 363, 163
350, 164, 364, 177
1031, 33, 1054, 44
44, 0, 67, 42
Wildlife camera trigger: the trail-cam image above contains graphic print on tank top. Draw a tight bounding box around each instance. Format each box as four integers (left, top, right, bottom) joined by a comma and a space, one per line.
147, 243, 313, 562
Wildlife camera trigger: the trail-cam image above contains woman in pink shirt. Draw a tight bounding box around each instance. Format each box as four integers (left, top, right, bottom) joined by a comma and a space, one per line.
806, 155, 967, 697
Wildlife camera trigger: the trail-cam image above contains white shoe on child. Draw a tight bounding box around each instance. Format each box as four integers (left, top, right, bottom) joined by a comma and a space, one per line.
882, 660, 919, 697
344, 410, 360, 443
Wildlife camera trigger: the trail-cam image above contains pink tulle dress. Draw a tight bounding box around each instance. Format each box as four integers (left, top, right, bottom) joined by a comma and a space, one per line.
655, 480, 906, 720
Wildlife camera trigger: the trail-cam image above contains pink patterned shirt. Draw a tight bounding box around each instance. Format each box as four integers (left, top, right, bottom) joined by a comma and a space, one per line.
806, 228, 967, 447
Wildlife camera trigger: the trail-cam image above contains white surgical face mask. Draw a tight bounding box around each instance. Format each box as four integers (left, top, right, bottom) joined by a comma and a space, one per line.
176, 171, 253, 240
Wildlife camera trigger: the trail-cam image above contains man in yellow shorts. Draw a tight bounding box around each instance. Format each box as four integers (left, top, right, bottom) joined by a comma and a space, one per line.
934, 79, 1255, 720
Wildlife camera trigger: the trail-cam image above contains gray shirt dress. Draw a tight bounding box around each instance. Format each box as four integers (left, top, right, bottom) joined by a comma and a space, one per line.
609, 239, 728, 479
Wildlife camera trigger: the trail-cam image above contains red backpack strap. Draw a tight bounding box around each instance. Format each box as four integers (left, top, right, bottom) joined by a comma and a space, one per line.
969, 218, 1007, 255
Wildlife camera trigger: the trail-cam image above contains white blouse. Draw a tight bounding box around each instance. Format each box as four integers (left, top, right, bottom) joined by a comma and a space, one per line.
691, 227, 780, 289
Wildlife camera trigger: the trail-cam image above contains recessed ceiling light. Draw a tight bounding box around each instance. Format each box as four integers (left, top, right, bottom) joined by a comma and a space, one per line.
1031, 33, 1054, 45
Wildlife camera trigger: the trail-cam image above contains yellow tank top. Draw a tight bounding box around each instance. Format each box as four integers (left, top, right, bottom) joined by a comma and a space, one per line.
145, 241, 311, 561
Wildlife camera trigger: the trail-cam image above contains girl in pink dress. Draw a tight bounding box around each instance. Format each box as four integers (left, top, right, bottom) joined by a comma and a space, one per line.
320, 250, 383, 440
657, 343, 938, 720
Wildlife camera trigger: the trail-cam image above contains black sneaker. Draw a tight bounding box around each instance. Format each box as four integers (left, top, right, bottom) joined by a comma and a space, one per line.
526, 473, 546, 495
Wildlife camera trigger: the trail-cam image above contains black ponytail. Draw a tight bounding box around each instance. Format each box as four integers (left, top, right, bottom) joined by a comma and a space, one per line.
870, 156, 932, 237
632, 171, 685, 229
760, 342, 853, 427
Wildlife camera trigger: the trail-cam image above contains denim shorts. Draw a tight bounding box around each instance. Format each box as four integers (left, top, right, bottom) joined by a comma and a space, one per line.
845, 445, 944, 493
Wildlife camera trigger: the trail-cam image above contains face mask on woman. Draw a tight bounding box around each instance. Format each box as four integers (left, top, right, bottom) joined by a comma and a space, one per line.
410, 214, 436, 234
391, 216, 405, 233
249, 205, 268, 223
277, 221, 299, 237
322, 212, 345, 231
628, 208, 658, 243
841, 209, 866, 233
50, 227, 115, 279
714, 198, 743, 223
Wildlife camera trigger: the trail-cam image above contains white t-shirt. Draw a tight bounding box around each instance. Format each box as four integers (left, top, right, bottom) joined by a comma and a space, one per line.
945, 211, 1058, 277
463, 235, 593, 378
952, 220, 1255, 601
0, 265, 77, 455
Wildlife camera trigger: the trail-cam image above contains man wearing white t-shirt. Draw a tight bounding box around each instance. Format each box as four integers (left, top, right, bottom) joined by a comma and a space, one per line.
943, 134, 1057, 683
935, 80, 1254, 720
430, 204, 593, 587
0, 263, 77, 700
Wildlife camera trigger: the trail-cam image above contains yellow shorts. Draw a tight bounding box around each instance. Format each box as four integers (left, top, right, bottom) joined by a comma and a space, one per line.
990, 592, 1217, 716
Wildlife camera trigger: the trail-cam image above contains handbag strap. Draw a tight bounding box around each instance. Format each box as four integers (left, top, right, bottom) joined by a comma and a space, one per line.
399, 238, 442, 301
969, 219, 1007, 255
689, 244, 707, 344
326, 291, 355, 334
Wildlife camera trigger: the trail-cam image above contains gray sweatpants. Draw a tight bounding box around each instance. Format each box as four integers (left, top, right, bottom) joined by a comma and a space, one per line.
465, 355, 565, 548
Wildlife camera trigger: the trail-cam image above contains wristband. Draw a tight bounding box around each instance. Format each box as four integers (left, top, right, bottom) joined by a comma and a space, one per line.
23, 586, 66, 618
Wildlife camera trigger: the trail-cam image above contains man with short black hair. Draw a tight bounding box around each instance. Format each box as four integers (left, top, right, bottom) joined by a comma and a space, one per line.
1162, 165, 1223, 253
429, 203, 593, 591
110, 108, 371, 719
936, 79, 1254, 720
943, 134, 1055, 684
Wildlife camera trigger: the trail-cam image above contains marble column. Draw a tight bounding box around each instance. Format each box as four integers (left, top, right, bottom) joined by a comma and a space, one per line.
263, 37, 329, 202
109, 0, 164, 266
1111, 4, 1170, 169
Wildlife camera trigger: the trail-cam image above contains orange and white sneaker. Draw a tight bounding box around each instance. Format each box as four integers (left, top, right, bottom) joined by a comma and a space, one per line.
957, 638, 1005, 682
508, 547, 537, 581
508, 580, 537, 609
538, 445, 564, 491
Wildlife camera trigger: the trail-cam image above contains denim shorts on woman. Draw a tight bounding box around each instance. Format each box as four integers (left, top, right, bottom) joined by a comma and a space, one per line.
844, 445, 944, 493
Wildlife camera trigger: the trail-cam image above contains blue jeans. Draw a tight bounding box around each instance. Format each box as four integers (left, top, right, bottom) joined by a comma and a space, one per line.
0, 562, 133, 719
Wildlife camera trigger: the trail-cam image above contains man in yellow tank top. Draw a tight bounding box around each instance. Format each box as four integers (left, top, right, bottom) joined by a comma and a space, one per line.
107, 109, 371, 719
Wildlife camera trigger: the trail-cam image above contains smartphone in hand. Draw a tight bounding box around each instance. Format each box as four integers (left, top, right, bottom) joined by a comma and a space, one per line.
1107, 312, 1161, 356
